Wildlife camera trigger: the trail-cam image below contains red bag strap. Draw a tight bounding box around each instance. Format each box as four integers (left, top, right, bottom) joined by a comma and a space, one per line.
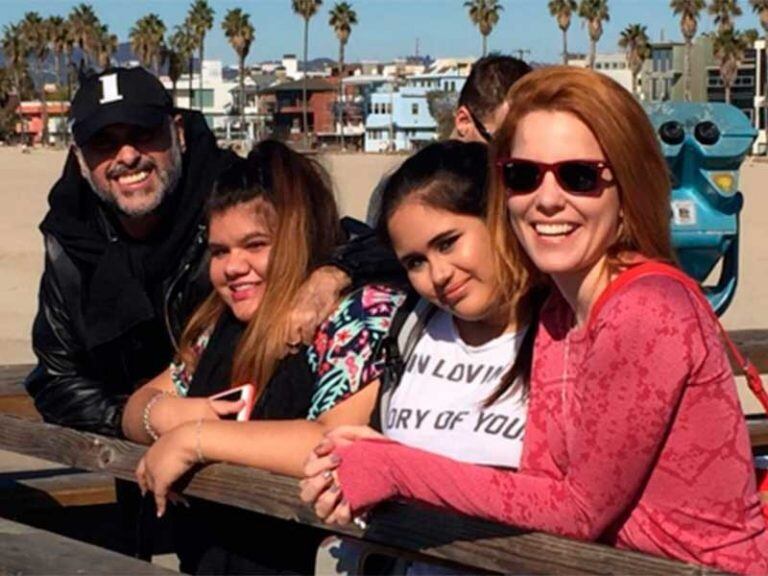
588, 262, 768, 414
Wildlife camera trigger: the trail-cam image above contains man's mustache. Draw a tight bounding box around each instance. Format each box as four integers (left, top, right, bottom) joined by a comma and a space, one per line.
107, 159, 156, 179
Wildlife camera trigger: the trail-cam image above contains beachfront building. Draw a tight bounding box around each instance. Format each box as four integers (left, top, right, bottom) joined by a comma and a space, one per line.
162, 60, 269, 142
364, 69, 467, 153
638, 39, 714, 103
14, 100, 70, 146
332, 74, 389, 150
257, 78, 337, 143
568, 53, 634, 94
751, 39, 768, 154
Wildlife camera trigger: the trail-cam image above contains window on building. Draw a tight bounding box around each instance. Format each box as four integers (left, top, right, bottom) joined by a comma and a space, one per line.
412, 103, 419, 115
191, 89, 214, 109
386, 103, 392, 114
652, 49, 672, 73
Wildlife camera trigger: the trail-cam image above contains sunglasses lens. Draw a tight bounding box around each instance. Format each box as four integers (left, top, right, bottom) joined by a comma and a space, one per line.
558, 162, 600, 193
503, 161, 541, 193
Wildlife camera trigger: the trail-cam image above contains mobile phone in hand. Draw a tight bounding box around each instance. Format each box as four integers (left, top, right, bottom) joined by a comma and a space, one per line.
209, 384, 256, 421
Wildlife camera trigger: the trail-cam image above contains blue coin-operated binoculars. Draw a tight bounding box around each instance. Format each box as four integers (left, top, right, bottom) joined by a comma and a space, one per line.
644, 102, 756, 316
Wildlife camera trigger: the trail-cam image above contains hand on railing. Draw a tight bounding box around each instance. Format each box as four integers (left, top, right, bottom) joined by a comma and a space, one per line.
136, 419, 201, 518
299, 425, 382, 525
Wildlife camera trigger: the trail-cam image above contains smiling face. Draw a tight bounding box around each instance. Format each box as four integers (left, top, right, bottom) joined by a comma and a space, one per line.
76, 116, 185, 219
208, 199, 275, 322
505, 110, 621, 286
388, 198, 501, 323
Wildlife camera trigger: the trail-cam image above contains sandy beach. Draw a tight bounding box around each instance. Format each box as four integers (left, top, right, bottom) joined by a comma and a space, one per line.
0, 146, 766, 365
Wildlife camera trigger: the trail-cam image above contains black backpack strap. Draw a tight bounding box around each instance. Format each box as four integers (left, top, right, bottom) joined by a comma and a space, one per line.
369, 293, 436, 432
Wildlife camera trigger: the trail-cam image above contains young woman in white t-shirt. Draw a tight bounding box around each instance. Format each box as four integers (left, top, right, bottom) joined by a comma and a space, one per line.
338, 139, 536, 469
136, 141, 537, 526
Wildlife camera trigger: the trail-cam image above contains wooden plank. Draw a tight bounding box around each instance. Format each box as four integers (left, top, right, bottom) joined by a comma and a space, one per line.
0, 516, 175, 575
0, 469, 116, 510
0, 413, 727, 576
0, 364, 33, 396
729, 330, 768, 374
748, 419, 768, 447
0, 395, 39, 420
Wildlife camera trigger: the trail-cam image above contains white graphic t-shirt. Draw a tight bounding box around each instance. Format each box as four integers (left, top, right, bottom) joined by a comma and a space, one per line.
383, 309, 528, 469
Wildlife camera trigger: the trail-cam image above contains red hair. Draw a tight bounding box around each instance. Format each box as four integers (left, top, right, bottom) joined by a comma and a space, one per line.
488, 66, 674, 288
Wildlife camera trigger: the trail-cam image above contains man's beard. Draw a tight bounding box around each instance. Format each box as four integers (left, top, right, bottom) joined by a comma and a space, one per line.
82, 126, 183, 219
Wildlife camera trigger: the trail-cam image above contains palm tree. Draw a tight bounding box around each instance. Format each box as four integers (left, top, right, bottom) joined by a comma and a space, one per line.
94, 24, 118, 70
329, 2, 358, 150
168, 26, 194, 105
21, 12, 51, 145
709, 0, 743, 32
222, 8, 254, 139
750, 0, 768, 138
2, 23, 30, 139
464, 0, 504, 57
47, 16, 69, 89
578, 0, 610, 69
2, 24, 28, 84
292, 0, 323, 148
180, 18, 197, 108
714, 28, 757, 102
188, 0, 214, 106
670, 0, 706, 101
619, 24, 651, 96
68, 4, 100, 70
549, 0, 578, 64
130, 14, 167, 75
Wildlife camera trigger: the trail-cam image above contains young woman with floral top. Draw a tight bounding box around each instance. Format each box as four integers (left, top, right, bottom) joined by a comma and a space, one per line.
122, 140, 399, 574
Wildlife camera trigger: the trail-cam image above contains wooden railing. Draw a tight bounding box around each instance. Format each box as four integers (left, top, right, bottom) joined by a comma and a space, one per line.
3, 363, 755, 575
0, 412, 731, 575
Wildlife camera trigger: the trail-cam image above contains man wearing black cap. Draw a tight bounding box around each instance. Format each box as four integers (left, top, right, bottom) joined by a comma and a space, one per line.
24, 67, 237, 436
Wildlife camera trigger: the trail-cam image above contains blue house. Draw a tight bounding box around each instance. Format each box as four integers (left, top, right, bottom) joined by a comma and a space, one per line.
364, 71, 466, 153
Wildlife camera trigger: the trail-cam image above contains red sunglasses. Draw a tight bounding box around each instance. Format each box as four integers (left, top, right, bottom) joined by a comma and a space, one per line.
496, 158, 614, 196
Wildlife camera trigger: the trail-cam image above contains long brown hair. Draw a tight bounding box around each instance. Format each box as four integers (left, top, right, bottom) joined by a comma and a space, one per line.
178, 140, 343, 397
488, 66, 675, 290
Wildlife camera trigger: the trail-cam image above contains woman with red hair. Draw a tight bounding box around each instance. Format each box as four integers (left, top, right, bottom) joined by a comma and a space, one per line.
301, 67, 768, 574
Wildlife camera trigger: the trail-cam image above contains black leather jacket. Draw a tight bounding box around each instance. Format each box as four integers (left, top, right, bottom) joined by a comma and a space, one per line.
25, 112, 232, 437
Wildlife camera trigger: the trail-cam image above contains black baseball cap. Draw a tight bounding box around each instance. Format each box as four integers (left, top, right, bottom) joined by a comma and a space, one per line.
69, 67, 174, 147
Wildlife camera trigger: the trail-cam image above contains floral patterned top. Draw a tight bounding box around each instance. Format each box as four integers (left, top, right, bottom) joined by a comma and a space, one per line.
170, 331, 212, 396
170, 284, 406, 419
306, 284, 407, 419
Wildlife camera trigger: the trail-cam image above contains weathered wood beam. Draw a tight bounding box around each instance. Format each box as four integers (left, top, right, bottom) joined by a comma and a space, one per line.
0, 516, 175, 575
0, 364, 32, 396
730, 330, 768, 374
0, 413, 727, 575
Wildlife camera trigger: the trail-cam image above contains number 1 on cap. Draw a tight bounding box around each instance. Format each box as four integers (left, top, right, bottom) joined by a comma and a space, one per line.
99, 73, 124, 104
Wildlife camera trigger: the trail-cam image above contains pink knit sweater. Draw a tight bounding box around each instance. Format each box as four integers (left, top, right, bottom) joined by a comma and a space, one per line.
334, 271, 768, 575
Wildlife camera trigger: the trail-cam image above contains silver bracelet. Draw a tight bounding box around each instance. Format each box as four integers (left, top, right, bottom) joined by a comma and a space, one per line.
142, 390, 173, 442
195, 417, 206, 464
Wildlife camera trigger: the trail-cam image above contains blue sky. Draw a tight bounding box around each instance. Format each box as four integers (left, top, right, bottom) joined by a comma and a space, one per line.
1, 0, 766, 66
